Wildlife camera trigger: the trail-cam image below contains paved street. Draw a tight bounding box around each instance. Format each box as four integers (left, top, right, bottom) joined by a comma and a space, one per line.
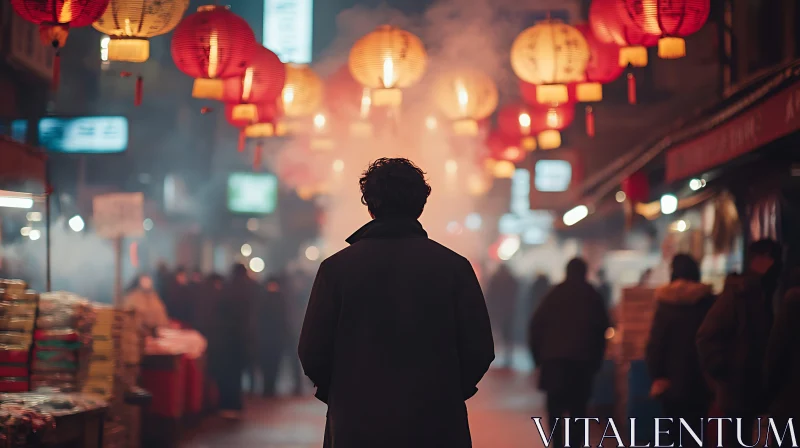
181, 359, 549, 448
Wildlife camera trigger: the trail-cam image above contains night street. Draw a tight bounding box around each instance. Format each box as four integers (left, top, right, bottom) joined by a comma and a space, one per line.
180, 367, 546, 448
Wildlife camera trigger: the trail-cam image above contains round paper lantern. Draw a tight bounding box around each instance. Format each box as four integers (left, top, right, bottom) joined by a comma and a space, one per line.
434, 69, 498, 136
226, 101, 281, 150
348, 25, 427, 106
281, 64, 323, 118
622, 171, 650, 203
171, 5, 257, 100
11, 0, 110, 47
93, 0, 189, 63
620, 0, 711, 59
496, 103, 538, 151
222, 46, 286, 121
590, 0, 659, 67
510, 21, 590, 104
530, 103, 576, 150
487, 131, 526, 163
574, 23, 624, 102
11, 0, 110, 90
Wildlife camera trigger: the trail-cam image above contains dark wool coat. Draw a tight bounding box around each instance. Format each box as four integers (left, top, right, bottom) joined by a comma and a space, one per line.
298, 219, 495, 448
696, 272, 772, 414
645, 280, 715, 408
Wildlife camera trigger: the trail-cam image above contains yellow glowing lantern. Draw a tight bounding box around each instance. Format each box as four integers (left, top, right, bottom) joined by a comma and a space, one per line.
282, 64, 323, 118
434, 69, 498, 136
510, 20, 590, 104
538, 129, 562, 150
492, 160, 516, 179
348, 25, 427, 106
94, 0, 190, 63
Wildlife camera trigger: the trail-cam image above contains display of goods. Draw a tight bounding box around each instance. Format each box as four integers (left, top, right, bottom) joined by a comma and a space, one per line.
30, 373, 77, 392
0, 303, 36, 318
0, 333, 32, 348
0, 379, 29, 393
0, 402, 55, 447
0, 280, 27, 295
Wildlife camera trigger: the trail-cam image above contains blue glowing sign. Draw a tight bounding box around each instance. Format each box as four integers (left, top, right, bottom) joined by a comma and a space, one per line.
38, 116, 128, 153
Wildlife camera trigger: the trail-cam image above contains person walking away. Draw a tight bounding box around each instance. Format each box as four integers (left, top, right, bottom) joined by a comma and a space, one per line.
528, 258, 610, 448
646, 254, 714, 447
258, 273, 289, 397
764, 267, 800, 447
299, 158, 495, 448
123, 274, 170, 335
696, 239, 782, 447
216, 263, 257, 419
486, 264, 519, 369
201, 273, 225, 411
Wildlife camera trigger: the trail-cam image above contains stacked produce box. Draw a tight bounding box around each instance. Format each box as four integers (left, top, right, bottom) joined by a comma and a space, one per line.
0, 281, 36, 393
31, 292, 96, 393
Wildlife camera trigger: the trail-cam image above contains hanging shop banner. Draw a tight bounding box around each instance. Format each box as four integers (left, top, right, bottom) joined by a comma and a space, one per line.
263, 0, 314, 64
0, 138, 46, 189
93, 193, 145, 239
666, 80, 800, 182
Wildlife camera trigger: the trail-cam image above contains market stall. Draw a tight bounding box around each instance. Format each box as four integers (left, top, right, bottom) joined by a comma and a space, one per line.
141, 327, 206, 447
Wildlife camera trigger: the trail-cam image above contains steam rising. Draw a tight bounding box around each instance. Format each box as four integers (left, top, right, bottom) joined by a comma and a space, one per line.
270, 0, 544, 262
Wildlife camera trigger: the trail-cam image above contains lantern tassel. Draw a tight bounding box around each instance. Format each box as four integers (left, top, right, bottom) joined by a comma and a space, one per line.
238, 129, 246, 152
585, 106, 595, 138
253, 142, 263, 171
627, 72, 637, 105
134, 76, 143, 107
52, 51, 60, 93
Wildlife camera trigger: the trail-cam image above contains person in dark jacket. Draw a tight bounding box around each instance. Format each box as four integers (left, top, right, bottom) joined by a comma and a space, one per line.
298, 158, 495, 448
166, 266, 193, 326
596, 269, 612, 310
527, 273, 551, 327
528, 258, 610, 448
486, 264, 519, 368
216, 263, 257, 418
258, 273, 290, 397
646, 254, 714, 447
764, 267, 800, 446
696, 239, 782, 447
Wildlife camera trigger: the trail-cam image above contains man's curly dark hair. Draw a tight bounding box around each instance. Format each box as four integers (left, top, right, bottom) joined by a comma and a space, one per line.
359, 158, 432, 219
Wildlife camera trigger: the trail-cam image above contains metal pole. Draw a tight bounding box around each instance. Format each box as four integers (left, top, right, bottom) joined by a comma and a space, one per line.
45, 158, 51, 292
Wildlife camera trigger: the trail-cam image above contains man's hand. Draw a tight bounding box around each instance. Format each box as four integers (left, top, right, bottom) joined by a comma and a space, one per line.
649, 378, 671, 398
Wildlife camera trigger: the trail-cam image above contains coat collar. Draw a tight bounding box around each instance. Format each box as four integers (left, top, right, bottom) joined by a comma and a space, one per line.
346, 218, 428, 244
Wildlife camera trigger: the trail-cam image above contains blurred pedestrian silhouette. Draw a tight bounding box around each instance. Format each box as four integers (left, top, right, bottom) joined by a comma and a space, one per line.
765, 266, 800, 446
527, 273, 550, 325
257, 273, 290, 397
528, 258, 610, 448
486, 263, 519, 368
697, 239, 782, 446
646, 254, 714, 447
215, 263, 257, 419
299, 158, 494, 448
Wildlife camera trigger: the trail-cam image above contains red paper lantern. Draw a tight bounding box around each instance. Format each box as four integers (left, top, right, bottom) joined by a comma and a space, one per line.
486, 131, 525, 163
222, 46, 285, 104
620, 0, 711, 59
171, 5, 257, 99
497, 103, 539, 138
573, 23, 624, 102
11, 0, 110, 91
226, 101, 281, 151
621, 171, 650, 203
528, 103, 576, 132
589, 0, 659, 67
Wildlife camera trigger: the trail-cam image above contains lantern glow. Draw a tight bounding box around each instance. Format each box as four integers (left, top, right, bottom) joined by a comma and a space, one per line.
349, 25, 427, 106
435, 69, 498, 136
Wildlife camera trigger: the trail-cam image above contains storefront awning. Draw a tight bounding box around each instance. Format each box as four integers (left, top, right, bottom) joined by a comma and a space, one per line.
0, 136, 46, 193
575, 59, 800, 208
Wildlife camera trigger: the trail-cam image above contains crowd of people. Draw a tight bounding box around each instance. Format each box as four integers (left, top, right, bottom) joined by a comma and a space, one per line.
122, 262, 315, 419
519, 239, 798, 447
